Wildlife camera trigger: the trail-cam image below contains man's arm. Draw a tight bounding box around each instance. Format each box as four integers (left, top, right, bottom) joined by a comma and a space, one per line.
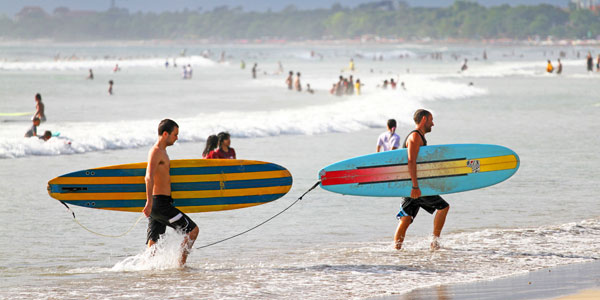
406, 132, 422, 199
143, 148, 160, 217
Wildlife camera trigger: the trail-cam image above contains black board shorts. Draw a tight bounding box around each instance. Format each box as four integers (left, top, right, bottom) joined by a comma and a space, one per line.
396, 195, 449, 222
147, 195, 197, 244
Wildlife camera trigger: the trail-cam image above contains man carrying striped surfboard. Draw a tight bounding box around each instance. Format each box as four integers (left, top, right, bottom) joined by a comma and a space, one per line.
394, 109, 450, 251
144, 119, 199, 266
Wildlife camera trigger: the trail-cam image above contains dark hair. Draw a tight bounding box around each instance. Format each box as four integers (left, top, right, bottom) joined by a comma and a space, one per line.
35, 93, 41, 101
43, 131, 51, 137
109, 80, 114, 84
217, 132, 231, 149
387, 119, 397, 130
203, 135, 218, 157
158, 119, 178, 135
413, 109, 431, 124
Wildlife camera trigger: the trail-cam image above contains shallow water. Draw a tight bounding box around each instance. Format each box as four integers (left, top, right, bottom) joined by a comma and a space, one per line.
0, 43, 599, 299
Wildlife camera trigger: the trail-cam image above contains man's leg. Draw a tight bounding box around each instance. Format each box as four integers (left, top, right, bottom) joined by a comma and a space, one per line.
394, 216, 412, 250
147, 218, 165, 251
431, 206, 449, 250
180, 226, 199, 266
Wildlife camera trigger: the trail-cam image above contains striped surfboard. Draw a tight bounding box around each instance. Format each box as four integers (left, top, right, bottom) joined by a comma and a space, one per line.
319, 144, 519, 197
47, 159, 293, 213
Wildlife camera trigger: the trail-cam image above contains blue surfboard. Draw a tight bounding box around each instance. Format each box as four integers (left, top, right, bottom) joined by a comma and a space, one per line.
319, 144, 519, 197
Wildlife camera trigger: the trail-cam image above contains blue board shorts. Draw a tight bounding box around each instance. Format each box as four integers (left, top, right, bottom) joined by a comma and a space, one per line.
396, 195, 449, 222
147, 195, 197, 244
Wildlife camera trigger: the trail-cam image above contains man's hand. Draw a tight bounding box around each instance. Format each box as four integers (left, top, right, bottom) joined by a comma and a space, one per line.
142, 203, 152, 217
411, 187, 421, 199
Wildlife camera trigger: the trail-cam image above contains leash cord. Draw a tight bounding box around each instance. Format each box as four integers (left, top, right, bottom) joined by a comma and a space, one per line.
60, 201, 145, 238
59, 181, 321, 244
195, 180, 321, 249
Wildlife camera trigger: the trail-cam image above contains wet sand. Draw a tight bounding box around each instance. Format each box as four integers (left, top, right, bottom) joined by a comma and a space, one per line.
370, 260, 600, 300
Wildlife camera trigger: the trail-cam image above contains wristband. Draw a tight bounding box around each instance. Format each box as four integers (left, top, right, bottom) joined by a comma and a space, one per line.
412, 186, 419, 189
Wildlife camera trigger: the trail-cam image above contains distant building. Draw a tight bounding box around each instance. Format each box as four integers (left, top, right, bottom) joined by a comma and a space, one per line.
15, 6, 48, 20
571, 0, 600, 10
52, 7, 96, 18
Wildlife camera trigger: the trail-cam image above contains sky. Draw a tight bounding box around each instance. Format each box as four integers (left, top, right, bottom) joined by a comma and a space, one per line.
0, 0, 571, 15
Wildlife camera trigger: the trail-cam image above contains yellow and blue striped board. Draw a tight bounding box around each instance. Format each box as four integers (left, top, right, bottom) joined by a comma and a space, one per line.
47, 159, 293, 213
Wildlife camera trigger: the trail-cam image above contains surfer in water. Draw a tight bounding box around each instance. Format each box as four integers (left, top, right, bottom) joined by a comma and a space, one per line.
24, 117, 41, 138
33, 93, 46, 122
394, 109, 450, 251
144, 119, 199, 266
376, 119, 400, 152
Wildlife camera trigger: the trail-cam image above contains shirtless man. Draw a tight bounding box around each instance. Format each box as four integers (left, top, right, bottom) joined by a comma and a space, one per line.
285, 71, 293, 90
394, 109, 450, 251
34, 93, 46, 122
294, 72, 302, 92
144, 119, 199, 266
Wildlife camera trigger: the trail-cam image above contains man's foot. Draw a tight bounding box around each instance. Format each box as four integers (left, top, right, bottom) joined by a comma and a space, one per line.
430, 237, 440, 251
394, 241, 402, 250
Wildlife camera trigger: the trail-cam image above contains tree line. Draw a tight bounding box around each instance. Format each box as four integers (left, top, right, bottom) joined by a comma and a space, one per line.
1, 1, 599, 41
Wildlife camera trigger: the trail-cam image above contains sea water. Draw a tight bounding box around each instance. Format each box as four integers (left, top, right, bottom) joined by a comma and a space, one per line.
0, 43, 598, 299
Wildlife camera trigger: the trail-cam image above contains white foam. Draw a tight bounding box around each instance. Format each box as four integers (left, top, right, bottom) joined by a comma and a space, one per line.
97, 218, 600, 299
0, 79, 487, 159
0, 55, 217, 71
430, 59, 587, 79
111, 231, 186, 272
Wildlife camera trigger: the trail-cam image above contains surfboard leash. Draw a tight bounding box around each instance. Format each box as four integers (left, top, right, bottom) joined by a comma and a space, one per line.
195, 180, 321, 250
59, 201, 145, 238
57, 180, 320, 242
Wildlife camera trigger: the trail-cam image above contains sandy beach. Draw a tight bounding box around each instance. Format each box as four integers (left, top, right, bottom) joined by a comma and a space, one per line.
372, 260, 600, 300
553, 289, 600, 300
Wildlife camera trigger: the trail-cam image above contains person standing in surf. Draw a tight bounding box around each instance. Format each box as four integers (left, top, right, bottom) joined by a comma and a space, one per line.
294, 72, 302, 92
206, 132, 236, 159
24, 117, 41, 138
33, 93, 46, 122
202, 134, 218, 158
144, 119, 199, 266
376, 119, 400, 152
394, 109, 450, 251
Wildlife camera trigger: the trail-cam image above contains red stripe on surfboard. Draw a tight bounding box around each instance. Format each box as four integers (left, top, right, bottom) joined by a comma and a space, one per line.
321, 166, 406, 186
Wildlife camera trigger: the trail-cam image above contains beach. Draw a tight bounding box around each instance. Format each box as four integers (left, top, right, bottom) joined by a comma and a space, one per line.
373, 260, 600, 300
0, 43, 598, 299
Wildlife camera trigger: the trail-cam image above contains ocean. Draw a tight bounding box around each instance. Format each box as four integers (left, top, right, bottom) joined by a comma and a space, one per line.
0, 42, 598, 299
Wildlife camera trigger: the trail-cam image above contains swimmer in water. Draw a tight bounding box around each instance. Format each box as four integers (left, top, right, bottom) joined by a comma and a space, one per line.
25, 117, 41, 138
33, 93, 46, 122
40, 131, 52, 141
546, 60, 554, 73
294, 72, 302, 92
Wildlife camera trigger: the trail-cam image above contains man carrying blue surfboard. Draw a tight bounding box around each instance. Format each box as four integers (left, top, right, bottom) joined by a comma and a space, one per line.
394, 109, 450, 251
144, 119, 199, 266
